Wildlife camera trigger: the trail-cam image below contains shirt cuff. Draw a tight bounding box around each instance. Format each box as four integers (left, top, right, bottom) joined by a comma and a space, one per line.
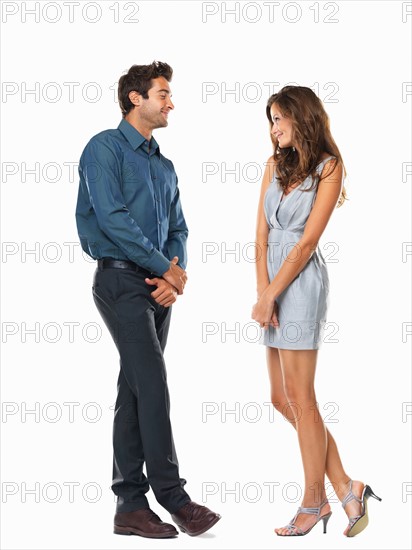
145, 249, 171, 276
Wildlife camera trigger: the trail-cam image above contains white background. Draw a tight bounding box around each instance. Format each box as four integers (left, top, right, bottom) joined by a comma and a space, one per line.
1, 1, 411, 549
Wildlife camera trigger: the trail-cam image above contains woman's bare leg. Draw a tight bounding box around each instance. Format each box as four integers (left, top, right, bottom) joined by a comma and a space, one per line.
273, 348, 329, 534
266, 347, 365, 533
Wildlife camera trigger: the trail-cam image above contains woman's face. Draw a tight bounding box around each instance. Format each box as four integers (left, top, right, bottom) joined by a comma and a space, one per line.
270, 104, 294, 148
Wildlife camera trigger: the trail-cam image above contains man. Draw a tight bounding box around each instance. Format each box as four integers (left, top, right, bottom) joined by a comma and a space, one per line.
75, 61, 220, 539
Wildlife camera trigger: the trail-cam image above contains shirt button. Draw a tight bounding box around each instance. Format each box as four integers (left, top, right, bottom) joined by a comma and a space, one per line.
158, 221, 161, 225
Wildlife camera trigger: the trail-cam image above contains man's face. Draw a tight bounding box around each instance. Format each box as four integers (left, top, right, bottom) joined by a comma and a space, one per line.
137, 76, 174, 130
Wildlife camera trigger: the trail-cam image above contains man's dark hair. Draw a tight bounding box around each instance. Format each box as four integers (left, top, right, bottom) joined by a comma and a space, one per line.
118, 61, 173, 117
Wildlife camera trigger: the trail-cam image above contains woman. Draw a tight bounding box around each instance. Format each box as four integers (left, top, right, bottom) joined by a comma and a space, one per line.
252, 86, 381, 537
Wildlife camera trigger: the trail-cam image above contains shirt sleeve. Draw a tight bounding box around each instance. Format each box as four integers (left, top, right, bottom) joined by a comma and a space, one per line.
167, 179, 189, 270
80, 137, 171, 276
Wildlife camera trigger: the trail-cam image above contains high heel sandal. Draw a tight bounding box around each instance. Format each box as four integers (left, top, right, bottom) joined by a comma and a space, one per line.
342, 480, 382, 537
276, 498, 332, 536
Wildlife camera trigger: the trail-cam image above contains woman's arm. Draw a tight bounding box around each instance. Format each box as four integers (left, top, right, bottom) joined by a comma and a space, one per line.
252, 159, 343, 327
255, 156, 277, 298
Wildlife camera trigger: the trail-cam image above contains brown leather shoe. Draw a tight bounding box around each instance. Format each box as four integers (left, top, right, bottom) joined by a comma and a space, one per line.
171, 501, 221, 536
114, 508, 178, 538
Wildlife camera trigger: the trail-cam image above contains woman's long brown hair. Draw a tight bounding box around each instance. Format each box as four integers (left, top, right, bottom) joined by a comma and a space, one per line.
266, 86, 347, 207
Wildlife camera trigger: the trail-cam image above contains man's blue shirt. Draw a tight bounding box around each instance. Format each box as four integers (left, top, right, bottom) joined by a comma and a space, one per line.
75, 118, 188, 276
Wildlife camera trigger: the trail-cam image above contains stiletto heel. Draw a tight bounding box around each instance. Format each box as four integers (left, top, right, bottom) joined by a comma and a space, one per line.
322, 512, 332, 534
365, 485, 382, 502
342, 480, 382, 537
276, 499, 332, 536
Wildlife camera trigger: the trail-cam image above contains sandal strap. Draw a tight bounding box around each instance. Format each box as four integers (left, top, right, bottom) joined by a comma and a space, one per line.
298, 497, 329, 517
342, 480, 363, 509
287, 497, 329, 532
348, 514, 362, 525
281, 499, 330, 536
285, 523, 304, 535
298, 506, 322, 515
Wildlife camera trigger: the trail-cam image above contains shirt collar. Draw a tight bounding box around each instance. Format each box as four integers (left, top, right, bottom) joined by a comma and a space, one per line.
118, 118, 160, 155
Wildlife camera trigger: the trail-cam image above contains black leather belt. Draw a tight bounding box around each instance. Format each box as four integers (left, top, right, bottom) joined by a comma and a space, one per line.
97, 258, 153, 277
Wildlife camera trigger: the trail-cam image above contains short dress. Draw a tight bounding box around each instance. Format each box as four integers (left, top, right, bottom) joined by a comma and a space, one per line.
260, 156, 336, 350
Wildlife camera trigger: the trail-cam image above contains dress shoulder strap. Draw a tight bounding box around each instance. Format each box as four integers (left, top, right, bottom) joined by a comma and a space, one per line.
316, 155, 336, 172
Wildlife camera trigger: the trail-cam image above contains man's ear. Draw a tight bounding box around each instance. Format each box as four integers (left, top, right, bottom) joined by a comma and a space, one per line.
128, 90, 142, 107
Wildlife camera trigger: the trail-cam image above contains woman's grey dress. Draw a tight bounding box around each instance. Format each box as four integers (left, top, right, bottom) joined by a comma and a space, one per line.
260, 156, 335, 350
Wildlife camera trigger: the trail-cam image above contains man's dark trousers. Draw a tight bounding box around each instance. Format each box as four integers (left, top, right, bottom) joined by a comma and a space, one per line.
92, 262, 191, 514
